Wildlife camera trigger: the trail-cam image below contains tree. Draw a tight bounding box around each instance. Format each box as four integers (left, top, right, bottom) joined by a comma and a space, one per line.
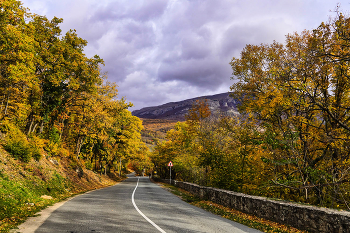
25, 15, 63, 135
230, 13, 350, 208
185, 99, 211, 122
0, 0, 34, 124
0, 2, 148, 179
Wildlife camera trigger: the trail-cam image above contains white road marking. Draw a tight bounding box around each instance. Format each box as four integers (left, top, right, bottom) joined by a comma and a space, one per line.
132, 177, 166, 233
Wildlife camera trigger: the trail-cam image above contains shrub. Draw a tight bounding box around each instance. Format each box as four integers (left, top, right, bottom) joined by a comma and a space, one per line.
30, 146, 42, 161
45, 141, 60, 157
45, 173, 70, 197
85, 160, 93, 170
0, 121, 40, 162
4, 139, 43, 162
28, 136, 44, 161
0, 120, 12, 134
48, 127, 60, 144
4, 140, 31, 162
58, 147, 70, 157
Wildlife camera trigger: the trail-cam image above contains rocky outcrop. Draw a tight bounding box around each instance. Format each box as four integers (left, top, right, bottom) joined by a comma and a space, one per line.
132, 92, 240, 121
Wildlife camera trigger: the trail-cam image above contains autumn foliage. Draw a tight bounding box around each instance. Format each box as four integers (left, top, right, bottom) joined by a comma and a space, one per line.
0, 1, 146, 175
152, 13, 350, 210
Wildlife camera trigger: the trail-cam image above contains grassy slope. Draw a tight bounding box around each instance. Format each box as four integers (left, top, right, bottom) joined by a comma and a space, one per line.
0, 147, 122, 232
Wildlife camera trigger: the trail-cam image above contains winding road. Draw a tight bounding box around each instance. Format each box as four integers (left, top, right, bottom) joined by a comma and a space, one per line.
17, 174, 262, 232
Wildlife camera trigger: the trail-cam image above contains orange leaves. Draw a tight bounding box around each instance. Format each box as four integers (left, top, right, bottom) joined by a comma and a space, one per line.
185, 99, 211, 123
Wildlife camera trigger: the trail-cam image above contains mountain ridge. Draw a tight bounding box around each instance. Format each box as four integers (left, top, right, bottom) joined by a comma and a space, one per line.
132, 92, 240, 121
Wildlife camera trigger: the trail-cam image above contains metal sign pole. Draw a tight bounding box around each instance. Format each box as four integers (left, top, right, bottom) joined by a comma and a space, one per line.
168, 161, 173, 185
119, 157, 121, 177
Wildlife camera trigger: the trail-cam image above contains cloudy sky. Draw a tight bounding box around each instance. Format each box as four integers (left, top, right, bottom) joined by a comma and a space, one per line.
20, 0, 349, 110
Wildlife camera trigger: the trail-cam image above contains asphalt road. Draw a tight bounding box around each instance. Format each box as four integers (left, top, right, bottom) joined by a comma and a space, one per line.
32, 174, 262, 233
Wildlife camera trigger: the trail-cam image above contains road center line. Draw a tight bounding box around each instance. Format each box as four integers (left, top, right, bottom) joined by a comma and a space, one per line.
132, 177, 166, 233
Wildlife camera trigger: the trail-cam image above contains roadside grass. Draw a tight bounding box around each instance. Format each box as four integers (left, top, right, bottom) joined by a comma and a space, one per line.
160, 183, 307, 233
0, 172, 71, 232
0, 152, 122, 233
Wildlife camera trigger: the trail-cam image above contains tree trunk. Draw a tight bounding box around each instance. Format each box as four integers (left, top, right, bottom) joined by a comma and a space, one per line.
0, 94, 5, 111
32, 123, 38, 134
39, 120, 44, 134
305, 188, 308, 201
27, 117, 34, 135
3, 91, 10, 116
59, 119, 64, 141
76, 136, 85, 159
94, 153, 97, 171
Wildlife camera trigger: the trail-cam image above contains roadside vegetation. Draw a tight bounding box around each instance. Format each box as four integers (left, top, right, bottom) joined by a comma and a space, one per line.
0, 0, 149, 176
152, 11, 350, 211
0, 1, 149, 231
160, 182, 306, 233
3, 0, 350, 232
0, 145, 123, 232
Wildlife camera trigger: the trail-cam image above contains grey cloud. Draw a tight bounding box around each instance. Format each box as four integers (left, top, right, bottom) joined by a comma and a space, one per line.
118, 21, 155, 49
162, 0, 234, 34
88, 7, 120, 22
129, 0, 168, 21
180, 34, 212, 60
219, 22, 288, 58
158, 58, 230, 88
89, 0, 168, 22
20, 0, 348, 111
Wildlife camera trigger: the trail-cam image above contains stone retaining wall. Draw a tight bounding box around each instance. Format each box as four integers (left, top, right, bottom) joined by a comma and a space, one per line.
161, 179, 350, 233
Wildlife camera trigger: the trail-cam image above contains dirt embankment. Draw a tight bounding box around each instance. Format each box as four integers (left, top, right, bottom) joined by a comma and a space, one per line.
0, 147, 123, 232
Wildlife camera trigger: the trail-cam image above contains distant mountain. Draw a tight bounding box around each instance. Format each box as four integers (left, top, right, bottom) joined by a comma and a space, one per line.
132, 92, 240, 121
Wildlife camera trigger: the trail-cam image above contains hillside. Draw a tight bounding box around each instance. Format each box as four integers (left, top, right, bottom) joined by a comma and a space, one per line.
140, 118, 178, 149
133, 92, 240, 121
0, 145, 122, 232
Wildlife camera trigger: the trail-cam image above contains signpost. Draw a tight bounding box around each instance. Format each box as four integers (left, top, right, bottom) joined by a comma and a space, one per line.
119, 157, 121, 177
168, 161, 173, 184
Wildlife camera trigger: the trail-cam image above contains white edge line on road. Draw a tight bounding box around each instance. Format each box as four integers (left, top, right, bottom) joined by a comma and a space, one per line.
132, 177, 166, 233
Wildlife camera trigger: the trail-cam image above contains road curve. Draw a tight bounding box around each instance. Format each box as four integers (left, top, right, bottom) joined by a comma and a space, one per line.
22, 174, 262, 232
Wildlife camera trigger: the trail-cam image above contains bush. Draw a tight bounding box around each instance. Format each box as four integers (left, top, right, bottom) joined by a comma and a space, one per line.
48, 128, 60, 144
3, 139, 43, 162
0, 121, 42, 162
28, 136, 44, 161
4, 140, 31, 162
45, 173, 70, 197
30, 146, 42, 161
85, 160, 93, 170
45, 141, 60, 157
0, 120, 12, 134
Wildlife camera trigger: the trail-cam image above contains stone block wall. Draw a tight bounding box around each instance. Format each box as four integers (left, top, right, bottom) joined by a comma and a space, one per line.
161, 179, 350, 233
